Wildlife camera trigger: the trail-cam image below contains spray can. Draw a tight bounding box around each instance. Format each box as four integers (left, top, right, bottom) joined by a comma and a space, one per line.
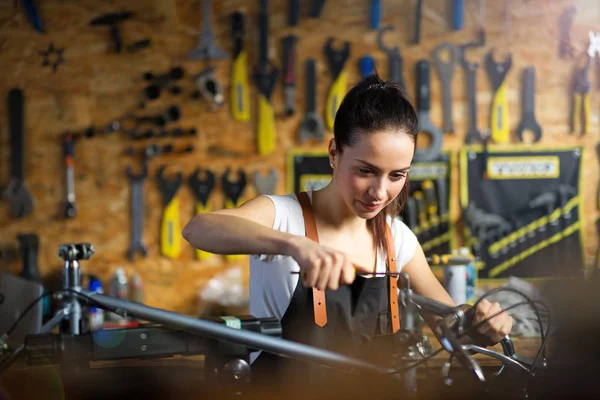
108, 268, 129, 322
444, 248, 469, 305
87, 275, 104, 330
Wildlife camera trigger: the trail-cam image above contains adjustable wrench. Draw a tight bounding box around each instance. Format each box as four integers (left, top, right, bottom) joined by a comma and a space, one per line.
432, 42, 460, 134
127, 162, 148, 261
3, 88, 34, 218
462, 46, 484, 144
516, 67, 542, 143
254, 167, 278, 195
298, 59, 324, 143
377, 25, 405, 87
188, 0, 227, 60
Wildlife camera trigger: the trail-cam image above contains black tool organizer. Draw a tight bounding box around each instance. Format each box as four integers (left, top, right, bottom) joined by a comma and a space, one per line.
459, 146, 584, 281
401, 152, 454, 257
286, 149, 332, 193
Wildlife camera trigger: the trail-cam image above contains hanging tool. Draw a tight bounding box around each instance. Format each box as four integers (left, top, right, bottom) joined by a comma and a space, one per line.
254, 0, 279, 155
157, 166, 183, 259
422, 180, 440, 236
377, 26, 405, 88
222, 168, 247, 262
188, 168, 216, 260
462, 44, 484, 145
188, 0, 227, 60
436, 177, 449, 234
571, 33, 600, 135
144, 67, 185, 101
254, 168, 278, 196
89, 12, 134, 53
311, 0, 326, 18
282, 35, 298, 116
127, 162, 148, 261
324, 38, 350, 132
298, 59, 325, 144
63, 132, 77, 219
414, 60, 443, 162
414, 0, 423, 44
558, 6, 577, 59
485, 50, 512, 143
23, 0, 44, 33
516, 67, 542, 143
404, 197, 418, 230
39, 42, 65, 73
452, 0, 463, 31
370, 0, 381, 30
359, 56, 375, 79
230, 12, 250, 122
432, 42, 460, 134
413, 190, 430, 242
288, 0, 300, 26
3, 88, 34, 218
193, 66, 224, 109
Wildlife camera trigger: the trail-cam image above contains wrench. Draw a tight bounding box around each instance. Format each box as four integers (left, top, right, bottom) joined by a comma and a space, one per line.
461, 46, 483, 144
377, 25, 405, 87
156, 166, 183, 259
431, 42, 460, 134
254, 167, 278, 195
127, 162, 148, 261
2, 88, 34, 218
298, 59, 325, 143
414, 60, 444, 162
188, 0, 227, 60
515, 67, 542, 143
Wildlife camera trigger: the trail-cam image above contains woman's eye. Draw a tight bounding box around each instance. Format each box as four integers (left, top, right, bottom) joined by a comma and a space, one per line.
391, 173, 406, 180
358, 168, 372, 175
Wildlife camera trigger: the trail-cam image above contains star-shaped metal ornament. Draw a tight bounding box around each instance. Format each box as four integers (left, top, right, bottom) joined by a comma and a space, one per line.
39, 42, 65, 72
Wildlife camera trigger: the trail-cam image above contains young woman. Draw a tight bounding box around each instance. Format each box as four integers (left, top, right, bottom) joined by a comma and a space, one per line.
183, 74, 513, 395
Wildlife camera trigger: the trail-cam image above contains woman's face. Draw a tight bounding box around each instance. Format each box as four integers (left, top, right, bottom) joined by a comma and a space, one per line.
333, 130, 414, 218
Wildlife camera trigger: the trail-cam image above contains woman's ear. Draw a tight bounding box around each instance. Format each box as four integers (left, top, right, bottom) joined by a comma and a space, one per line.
328, 139, 336, 166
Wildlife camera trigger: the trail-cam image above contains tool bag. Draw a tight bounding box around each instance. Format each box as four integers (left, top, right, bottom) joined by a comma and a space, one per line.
459, 145, 584, 280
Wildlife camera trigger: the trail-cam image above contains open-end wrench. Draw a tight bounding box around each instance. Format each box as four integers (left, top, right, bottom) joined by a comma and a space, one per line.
2, 88, 34, 218
432, 42, 460, 134
298, 59, 324, 143
377, 25, 405, 88
516, 67, 542, 143
254, 167, 278, 195
462, 46, 483, 144
188, 168, 216, 260
63, 132, 77, 218
127, 162, 148, 261
414, 60, 443, 162
188, 0, 227, 60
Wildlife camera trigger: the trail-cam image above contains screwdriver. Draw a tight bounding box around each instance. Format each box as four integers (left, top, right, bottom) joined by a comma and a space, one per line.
230, 12, 250, 122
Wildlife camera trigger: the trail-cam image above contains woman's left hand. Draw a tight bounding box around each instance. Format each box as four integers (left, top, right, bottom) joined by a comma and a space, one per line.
468, 298, 514, 345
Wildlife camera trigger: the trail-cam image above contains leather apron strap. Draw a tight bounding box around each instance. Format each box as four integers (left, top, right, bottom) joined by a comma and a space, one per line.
296, 192, 400, 332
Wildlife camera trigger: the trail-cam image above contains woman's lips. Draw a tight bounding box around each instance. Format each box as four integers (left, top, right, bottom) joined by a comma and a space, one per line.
359, 200, 382, 211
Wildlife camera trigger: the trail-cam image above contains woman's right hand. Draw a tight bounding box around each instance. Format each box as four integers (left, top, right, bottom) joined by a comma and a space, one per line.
287, 236, 356, 291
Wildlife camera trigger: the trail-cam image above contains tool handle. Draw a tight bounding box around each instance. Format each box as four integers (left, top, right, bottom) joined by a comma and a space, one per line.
8, 88, 24, 180
389, 54, 404, 87
311, 0, 326, 18
436, 177, 448, 216
464, 63, 478, 132
452, 0, 464, 30
413, 191, 427, 225
413, 0, 422, 44
370, 0, 381, 30
405, 197, 419, 229
17, 233, 40, 282
231, 12, 244, 58
283, 35, 297, 85
359, 56, 374, 78
416, 60, 431, 112
490, 81, 510, 143
63, 132, 75, 161
522, 67, 536, 116
306, 59, 317, 113
428, 254, 473, 266
258, 0, 269, 67
257, 93, 276, 155
325, 70, 348, 131
288, 0, 300, 26
161, 197, 181, 259
422, 180, 438, 216
231, 50, 250, 122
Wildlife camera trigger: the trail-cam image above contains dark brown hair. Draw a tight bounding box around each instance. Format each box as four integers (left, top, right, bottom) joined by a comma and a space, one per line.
333, 73, 419, 253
